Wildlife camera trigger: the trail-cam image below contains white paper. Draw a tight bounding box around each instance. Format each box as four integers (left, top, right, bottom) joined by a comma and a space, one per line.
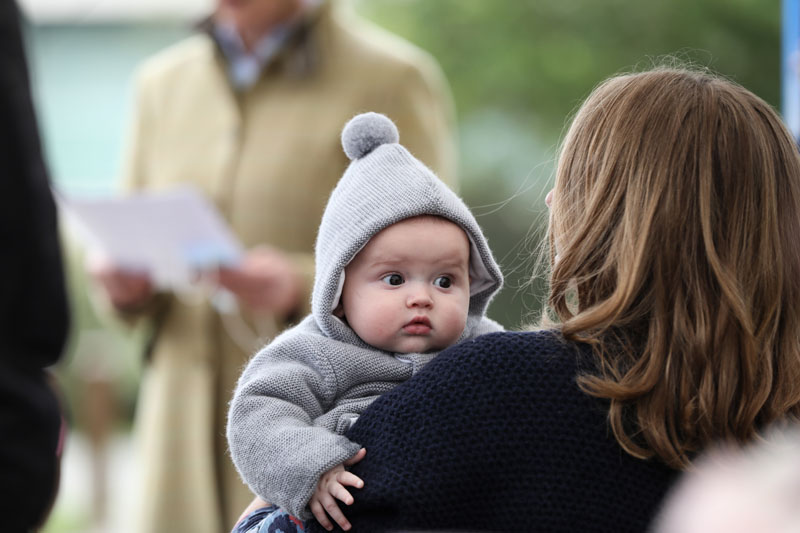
58, 185, 243, 289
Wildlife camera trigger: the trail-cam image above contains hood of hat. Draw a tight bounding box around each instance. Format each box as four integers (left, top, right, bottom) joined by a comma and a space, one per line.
312, 142, 503, 348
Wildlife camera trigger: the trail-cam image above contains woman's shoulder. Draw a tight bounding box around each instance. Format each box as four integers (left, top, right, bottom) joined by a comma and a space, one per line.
440, 329, 591, 370
409, 329, 595, 399
456, 327, 572, 348
342, 329, 675, 533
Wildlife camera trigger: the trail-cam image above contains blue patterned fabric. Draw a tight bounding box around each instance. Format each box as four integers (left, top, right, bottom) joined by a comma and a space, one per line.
232, 505, 306, 533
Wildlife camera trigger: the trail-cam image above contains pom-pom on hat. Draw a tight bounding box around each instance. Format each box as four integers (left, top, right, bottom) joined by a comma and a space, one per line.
341, 112, 399, 160
312, 112, 503, 348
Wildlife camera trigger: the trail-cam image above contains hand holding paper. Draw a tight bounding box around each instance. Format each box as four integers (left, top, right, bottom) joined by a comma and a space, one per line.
59, 185, 244, 290
216, 246, 303, 317
87, 257, 154, 311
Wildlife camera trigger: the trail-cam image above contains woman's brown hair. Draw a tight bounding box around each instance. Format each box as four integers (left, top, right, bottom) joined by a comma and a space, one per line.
547, 67, 800, 468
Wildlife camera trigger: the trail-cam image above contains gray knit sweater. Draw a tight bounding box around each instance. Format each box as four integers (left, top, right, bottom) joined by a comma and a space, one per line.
226, 113, 503, 519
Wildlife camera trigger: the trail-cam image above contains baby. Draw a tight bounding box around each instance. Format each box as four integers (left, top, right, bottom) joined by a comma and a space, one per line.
227, 112, 503, 532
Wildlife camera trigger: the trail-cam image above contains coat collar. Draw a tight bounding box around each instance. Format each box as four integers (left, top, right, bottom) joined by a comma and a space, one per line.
196, 0, 330, 85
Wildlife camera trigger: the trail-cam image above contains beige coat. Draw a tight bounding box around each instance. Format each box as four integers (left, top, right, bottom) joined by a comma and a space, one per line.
119, 3, 457, 532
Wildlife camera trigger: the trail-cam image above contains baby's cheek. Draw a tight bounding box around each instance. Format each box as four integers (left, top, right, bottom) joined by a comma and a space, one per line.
373, 320, 397, 340
442, 310, 468, 342
452, 299, 469, 326
360, 311, 395, 342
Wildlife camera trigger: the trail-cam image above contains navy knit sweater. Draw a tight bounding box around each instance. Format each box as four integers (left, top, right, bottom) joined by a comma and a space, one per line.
308, 330, 678, 532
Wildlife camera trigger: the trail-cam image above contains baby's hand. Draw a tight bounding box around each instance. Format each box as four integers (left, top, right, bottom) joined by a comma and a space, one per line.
309, 448, 366, 531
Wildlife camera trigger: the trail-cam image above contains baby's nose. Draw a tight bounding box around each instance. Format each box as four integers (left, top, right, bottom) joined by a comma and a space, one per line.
406, 284, 433, 308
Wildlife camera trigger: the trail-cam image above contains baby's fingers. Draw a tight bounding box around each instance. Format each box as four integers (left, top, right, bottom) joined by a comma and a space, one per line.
328, 481, 356, 506
343, 448, 366, 466
336, 470, 364, 490
310, 498, 334, 531
321, 493, 352, 531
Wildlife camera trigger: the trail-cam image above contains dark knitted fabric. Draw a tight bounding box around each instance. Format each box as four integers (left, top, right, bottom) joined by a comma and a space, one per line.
308, 331, 678, 533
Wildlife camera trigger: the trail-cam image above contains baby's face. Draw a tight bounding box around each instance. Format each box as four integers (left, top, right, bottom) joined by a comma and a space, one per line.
339, 216, 470, 353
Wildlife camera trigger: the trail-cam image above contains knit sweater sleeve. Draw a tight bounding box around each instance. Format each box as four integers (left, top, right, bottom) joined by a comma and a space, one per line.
227, 317, 363, 519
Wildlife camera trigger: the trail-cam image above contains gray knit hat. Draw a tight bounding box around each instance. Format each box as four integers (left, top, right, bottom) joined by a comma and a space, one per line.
312, 112, 503, 349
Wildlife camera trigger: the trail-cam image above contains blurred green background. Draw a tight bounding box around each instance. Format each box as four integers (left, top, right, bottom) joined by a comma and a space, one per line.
25, 0, 780, 531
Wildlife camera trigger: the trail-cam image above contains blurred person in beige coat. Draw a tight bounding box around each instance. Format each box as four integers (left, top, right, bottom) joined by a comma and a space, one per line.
88, 0, 457, 531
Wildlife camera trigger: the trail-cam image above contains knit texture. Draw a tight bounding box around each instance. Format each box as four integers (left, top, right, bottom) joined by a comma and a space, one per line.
228, 113, 504, 519
305, 331, 678, 533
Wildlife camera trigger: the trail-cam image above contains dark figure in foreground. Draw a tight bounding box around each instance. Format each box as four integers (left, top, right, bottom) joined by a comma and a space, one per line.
0, 1, 70, 531
306, 68, 800, 532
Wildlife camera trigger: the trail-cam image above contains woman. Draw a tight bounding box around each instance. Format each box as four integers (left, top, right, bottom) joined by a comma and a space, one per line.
304, 67, 800, 532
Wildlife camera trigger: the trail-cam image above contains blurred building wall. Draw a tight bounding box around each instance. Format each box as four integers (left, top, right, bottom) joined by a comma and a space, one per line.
26, 23, 190, 194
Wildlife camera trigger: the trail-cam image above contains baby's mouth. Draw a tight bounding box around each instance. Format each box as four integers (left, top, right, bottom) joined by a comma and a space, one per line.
402, 316, 432, 335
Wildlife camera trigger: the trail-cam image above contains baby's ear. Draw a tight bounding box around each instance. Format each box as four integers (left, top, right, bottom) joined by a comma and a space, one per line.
333, 302, 345, 319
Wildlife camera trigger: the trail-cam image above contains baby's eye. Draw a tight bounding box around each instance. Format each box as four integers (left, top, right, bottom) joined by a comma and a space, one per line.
381, 273, 404, 286
433, 276, 452, 288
